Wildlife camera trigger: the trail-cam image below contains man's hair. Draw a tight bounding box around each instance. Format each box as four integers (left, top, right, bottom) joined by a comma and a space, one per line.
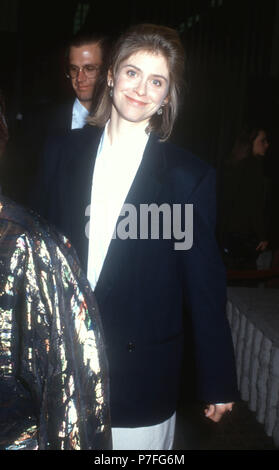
65, 31, 109, 62
88, 23, 186, 141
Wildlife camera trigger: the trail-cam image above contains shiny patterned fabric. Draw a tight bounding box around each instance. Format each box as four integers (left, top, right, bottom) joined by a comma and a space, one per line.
0, 196, 111, 450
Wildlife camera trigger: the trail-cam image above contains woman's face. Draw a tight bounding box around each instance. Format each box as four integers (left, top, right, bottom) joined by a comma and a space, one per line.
252, 130, 269, 157
109, 50, 170, 126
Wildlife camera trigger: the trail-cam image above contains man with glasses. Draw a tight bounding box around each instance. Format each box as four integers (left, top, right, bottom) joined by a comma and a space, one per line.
2, 32, 108, 207
58, 32, 107, 131
27, 32, 108, 212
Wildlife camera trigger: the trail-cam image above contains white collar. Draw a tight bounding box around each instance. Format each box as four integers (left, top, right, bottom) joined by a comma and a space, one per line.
71, 98, 89, 129
97, 120, 149, 161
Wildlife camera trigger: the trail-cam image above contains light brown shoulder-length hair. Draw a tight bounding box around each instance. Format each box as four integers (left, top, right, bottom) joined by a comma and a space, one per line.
88, 23, 186, 141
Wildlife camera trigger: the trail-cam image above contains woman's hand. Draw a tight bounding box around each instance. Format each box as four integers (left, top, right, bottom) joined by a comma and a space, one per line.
204, 403, 234, 422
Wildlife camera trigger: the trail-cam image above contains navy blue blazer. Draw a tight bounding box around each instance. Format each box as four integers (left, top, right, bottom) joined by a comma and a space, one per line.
35, 125, 239, 427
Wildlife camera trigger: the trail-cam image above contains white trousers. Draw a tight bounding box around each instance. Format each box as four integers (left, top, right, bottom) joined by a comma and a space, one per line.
111, 413, 176, 450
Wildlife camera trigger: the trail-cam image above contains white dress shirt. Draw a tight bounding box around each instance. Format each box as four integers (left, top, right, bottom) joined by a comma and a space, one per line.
71, 98, 89, 129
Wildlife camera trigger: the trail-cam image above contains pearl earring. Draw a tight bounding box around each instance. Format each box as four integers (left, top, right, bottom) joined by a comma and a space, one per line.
108, 81, 113, 97
157, 107, 163, 115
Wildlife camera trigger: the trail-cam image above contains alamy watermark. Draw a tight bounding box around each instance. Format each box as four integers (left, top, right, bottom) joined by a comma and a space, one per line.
85, 203, 193, 251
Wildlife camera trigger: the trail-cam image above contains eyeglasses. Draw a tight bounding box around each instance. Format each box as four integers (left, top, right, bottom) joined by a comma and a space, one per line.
66, 64, 100, 79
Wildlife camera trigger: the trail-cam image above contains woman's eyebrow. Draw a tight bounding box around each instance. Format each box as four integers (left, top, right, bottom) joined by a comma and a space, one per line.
123, 63, 141, 70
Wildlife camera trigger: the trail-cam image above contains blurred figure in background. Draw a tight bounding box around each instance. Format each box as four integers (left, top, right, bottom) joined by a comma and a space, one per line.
221, 127, 271, 273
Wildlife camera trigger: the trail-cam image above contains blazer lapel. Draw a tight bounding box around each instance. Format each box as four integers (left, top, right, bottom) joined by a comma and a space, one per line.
95, 132, 168, 300
124, 133, 167, 206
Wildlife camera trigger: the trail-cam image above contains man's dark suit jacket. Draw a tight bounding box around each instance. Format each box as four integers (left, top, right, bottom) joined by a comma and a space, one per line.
1, 100, 75, 206
34, 125, 239, 427
47, 100, 74, 136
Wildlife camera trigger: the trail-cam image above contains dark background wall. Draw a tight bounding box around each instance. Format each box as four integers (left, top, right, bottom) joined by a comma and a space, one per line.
1, 0, 279, 238
1, 0, 278, 162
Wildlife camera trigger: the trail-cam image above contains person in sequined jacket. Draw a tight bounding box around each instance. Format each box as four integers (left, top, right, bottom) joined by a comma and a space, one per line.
0, 195, 111, 450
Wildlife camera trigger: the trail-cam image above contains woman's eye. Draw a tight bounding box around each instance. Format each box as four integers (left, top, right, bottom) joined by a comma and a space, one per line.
152, 79, 162, 87
127, 70, 137, 77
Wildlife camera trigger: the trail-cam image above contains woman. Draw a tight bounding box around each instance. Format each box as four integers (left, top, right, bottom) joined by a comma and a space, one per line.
0, 196, 111, 450
35, 24, 239, 450
221, 127, 270, 270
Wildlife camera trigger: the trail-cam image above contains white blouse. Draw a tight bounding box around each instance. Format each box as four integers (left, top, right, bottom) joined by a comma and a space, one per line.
87, 121, 149, 289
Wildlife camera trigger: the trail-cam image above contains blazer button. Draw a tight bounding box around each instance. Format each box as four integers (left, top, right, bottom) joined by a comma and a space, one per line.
127, 341, 135, 352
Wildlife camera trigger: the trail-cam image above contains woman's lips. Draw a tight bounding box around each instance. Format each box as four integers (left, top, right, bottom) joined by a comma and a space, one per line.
125, 95, 148, 106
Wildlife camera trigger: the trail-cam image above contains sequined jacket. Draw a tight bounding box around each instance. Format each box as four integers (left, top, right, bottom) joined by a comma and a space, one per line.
0, 196, 111, 450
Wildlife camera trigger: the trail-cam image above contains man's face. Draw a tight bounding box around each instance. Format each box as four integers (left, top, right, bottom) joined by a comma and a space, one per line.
68, 43, 102, 109
252, 130, 269, 157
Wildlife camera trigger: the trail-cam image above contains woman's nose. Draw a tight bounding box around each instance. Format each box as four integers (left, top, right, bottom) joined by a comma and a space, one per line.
135, 79, 147, 95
